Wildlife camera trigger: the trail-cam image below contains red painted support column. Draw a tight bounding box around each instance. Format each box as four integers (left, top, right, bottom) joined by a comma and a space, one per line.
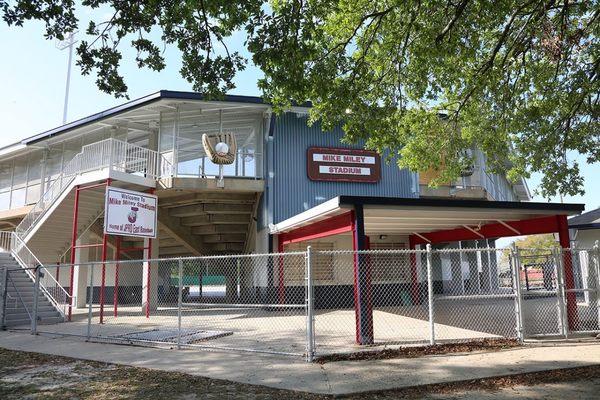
277, 238, 285, 304
145, 187, 155, 319
68, 185, 80, 322
557, 215, 578, 330
114, 236, 121, 317
99, 178, 112, 324
408, 236, 419, 305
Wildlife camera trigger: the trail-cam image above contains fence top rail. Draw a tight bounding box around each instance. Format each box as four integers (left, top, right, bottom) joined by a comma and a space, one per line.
42, 251, 309, 269
35, 245, 599, 270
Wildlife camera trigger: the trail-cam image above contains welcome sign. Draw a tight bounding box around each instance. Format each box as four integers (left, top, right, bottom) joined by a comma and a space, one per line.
307, 147, 381, 183
104, 187, 158, 238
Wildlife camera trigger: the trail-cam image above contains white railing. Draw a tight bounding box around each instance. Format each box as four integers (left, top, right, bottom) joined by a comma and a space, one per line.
160, 153, 174, 178
15, 139, 162, 240
0, 231, 70, 319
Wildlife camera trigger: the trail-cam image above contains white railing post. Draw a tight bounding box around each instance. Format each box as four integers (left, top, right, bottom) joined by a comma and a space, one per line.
426, 244, 435, 345
554, 247, 569, 338
177, 258, 183, 350
305, 246, 315, 362
108, 139, 115, 174
594, 241, 600, 330
511, 243, 524, 342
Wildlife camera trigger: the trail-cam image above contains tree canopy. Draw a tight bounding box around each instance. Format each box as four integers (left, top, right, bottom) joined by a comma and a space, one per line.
2, 1, 598, 198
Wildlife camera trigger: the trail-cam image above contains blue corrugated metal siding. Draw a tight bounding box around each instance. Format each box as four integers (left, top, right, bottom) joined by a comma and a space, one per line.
272, 113, 417, 224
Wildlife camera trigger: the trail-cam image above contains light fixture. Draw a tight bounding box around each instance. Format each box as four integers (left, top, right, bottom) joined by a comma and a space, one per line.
379, 235, 388, 240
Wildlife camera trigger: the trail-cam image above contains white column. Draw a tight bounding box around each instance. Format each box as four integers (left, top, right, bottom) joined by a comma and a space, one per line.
73, 234, 91, 308
141, 238, 159, 312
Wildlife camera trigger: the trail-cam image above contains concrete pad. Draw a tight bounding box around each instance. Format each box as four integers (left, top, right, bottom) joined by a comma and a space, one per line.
1, 330, 599, 395
30, 305, 503, 356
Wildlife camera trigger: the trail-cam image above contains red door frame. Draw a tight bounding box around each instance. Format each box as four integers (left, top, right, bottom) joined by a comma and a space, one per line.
278, 212, 355, 304
277, 209, 374, 345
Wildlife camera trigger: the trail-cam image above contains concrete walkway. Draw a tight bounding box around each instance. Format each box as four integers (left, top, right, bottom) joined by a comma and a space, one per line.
0, 330, 599, 396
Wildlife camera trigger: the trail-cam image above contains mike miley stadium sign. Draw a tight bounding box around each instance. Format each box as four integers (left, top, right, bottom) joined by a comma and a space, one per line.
307, 147, 381, 183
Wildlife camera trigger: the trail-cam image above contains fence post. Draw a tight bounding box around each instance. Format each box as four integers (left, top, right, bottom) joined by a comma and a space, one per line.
554, 248, 569, 338
511, 244, 524, 343
305, 246, 315, 362
86, 264, 94, 341
0, 268, 8, 330
426, 244, 435, 345
31, 265, 41, 335
594, 241, 600, 330
177, 258, 183, 350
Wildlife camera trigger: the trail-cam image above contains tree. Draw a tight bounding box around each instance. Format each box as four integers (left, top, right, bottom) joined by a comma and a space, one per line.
513, 233, 560, 249
2, 1, 598, 198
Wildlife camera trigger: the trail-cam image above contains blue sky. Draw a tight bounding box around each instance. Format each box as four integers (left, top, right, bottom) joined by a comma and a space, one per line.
1, 17, 598, 215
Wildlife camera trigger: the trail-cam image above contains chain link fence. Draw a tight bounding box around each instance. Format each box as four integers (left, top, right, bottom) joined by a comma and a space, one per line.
1, 245, 599, 361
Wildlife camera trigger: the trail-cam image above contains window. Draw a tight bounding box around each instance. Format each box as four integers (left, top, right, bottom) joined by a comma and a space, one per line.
10, 188, 26, 208
370, 243, 411, 283
283, 241, 335, 283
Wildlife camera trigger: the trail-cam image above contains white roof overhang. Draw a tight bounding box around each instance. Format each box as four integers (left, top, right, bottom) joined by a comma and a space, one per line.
270, 196, 584, 236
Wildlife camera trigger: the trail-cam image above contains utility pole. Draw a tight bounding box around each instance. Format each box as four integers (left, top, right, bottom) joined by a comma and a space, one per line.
56, 31, 78, 125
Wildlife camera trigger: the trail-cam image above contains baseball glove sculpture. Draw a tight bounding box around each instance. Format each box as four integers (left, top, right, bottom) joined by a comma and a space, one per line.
202, 132, 237, 165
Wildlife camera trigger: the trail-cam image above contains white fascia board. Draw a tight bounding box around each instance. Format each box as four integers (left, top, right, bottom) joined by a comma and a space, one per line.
520, 177, 532, 200
269, 197, 343, 234
0, 143, 27, 158
288, 106, 310, 115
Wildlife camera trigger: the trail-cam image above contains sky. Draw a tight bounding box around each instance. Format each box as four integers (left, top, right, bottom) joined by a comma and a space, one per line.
0, 15, 598, 224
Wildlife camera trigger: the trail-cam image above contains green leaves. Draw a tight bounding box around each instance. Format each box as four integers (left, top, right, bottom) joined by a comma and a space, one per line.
2, 0, 598, 198
250, 0, 598, 199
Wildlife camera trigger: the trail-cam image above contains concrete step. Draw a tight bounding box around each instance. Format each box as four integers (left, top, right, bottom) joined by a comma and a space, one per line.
5, 290, 50, 297
8, 276, 33, 286
5, 310, 61, 320
5, 305, 58, 314
5, 311, 61, 320
3, 315, 64, 326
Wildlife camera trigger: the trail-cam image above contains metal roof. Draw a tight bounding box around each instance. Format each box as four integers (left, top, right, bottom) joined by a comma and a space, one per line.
271, 195, 584, 236
569, 207, 600, 230
19, 90, 267, 146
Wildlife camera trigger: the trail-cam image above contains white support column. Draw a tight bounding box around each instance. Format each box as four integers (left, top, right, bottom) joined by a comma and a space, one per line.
142, 238, 159, 312
590, 241, 600, 329
73, 234, 91, 308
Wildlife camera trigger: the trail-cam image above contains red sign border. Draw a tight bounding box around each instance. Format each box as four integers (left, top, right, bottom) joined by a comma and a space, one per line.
307, 147, 381, 183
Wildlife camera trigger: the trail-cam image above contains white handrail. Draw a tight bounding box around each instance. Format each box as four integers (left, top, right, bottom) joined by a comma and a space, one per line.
1, 231, 71, 318
15, 139, 162, 240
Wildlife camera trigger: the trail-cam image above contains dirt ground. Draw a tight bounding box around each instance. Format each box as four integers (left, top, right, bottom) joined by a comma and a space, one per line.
1, 348, 600, 399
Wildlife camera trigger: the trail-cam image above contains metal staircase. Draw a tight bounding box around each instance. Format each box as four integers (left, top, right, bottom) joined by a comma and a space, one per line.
1, 139, 164, 322
0, 252, 63, 327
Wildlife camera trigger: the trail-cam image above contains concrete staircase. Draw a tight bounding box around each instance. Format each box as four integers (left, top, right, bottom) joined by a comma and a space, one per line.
0, 253, 63, 327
